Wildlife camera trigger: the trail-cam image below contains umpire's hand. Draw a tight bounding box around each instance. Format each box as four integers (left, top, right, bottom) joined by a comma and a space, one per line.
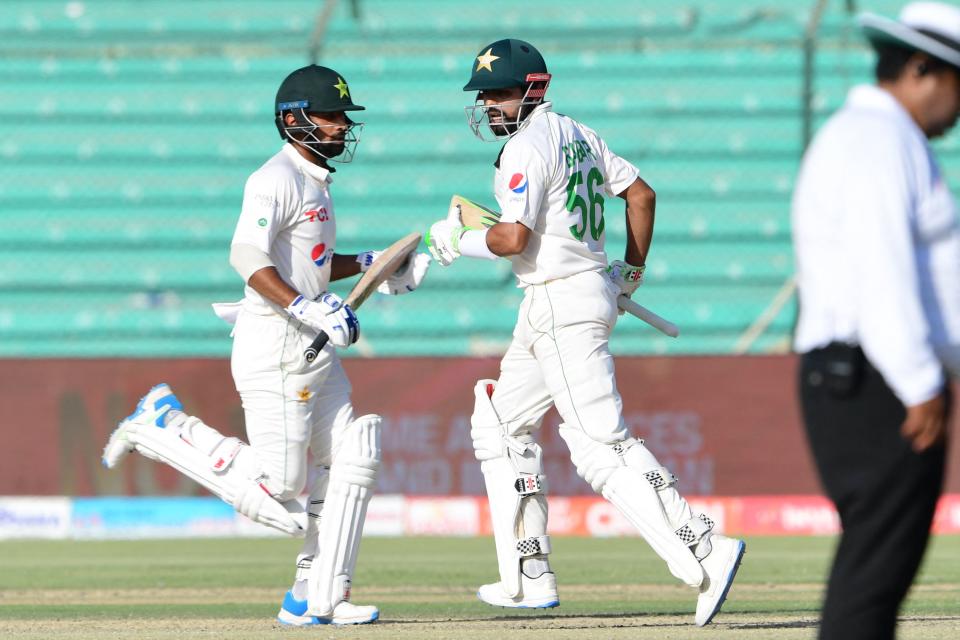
901, 391, 949, 452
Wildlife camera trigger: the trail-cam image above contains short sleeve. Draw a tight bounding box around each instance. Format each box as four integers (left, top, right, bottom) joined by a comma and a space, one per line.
596, 136, 639, 197
496, 140, 549, 229
231, 170, 294, 253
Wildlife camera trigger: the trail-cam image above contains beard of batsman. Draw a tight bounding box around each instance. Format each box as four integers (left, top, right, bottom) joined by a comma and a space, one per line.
486, 98, 542, 137
468, 80, 550, 142
277, 109, 361, 164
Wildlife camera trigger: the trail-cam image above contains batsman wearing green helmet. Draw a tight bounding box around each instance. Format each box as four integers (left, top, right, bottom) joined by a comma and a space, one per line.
427, 39, 745, 626
103, 65, 430, 627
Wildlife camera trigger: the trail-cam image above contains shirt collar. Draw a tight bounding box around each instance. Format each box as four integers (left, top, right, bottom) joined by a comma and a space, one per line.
510, 101, 553, 136
526, 100, 552, 123
845, 84, 924, 139
282, 143, 334, 184
494, 102, 553, 168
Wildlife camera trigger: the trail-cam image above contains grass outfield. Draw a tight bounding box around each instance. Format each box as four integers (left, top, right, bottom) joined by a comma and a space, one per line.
0, 535, 958, 639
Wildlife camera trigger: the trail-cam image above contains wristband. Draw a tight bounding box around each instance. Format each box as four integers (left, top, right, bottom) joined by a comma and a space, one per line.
459, 229, 498, 260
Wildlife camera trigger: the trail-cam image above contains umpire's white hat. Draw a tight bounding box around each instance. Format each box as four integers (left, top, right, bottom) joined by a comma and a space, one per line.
859, 2, 960, 68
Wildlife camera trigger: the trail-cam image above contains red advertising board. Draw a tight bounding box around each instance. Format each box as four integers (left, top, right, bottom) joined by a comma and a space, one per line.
1, 356, 958, 497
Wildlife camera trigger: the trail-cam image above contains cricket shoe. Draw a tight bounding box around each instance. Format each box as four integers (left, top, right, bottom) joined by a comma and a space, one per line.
276, 591, 379, 626
101, 383, 184, 468
477, 572, 559, 608
695, 534, 745, 626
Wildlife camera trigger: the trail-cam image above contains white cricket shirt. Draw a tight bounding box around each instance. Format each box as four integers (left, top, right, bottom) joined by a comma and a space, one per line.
494, 102, 639, 285
231, 143, 337, 315
792, 84, 960, 405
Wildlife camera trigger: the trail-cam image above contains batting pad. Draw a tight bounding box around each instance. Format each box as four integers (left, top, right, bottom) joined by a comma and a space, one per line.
307, 414, 381, 617
471, 380, 550, 599
559, 424, 705, 588
128, 414, 306, 536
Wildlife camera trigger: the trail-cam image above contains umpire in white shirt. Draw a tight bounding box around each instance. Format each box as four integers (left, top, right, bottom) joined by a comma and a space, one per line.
792, 3, 960, 639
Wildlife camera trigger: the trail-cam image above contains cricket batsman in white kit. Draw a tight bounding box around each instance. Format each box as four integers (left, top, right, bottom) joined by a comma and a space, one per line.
426, 39, 745, 626
102, 65, 429, 626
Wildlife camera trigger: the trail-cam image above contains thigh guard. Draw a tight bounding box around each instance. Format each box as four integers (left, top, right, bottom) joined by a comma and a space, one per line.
471, 380, 551, 598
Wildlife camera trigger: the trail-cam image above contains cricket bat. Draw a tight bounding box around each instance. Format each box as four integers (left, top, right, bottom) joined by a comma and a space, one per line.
304, 231, 422, 362
449, 194, 680, 338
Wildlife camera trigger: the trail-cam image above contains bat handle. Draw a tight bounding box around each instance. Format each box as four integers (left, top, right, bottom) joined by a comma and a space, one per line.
618, 296, 680, 338
304, 331, 330, 363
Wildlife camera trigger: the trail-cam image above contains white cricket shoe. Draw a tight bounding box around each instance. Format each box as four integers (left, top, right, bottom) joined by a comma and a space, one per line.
477, 572, 559, 608
695, 534, 745, 626
277, 591, 379, 626
101, 383, 183, 469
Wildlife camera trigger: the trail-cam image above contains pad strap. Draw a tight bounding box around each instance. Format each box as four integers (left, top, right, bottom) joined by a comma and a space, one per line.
676, 513, 715, 547
517, 535, 552, 557
210, 438, 244, 473
643, 467, 677, 490
514, 473, 546, 496
612, 437, 643, 457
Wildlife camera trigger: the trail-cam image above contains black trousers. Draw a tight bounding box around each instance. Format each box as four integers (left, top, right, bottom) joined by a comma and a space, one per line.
799, 344, 947, 640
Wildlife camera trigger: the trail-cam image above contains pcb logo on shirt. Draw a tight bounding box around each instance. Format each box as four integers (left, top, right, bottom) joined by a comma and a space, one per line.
304, 207, 329, 223
509, 173, 528, 194
311, 243, 331, 267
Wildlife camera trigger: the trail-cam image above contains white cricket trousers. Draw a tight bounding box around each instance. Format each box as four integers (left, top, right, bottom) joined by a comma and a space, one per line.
492, 269, 628, 442
230, 309, 357, 501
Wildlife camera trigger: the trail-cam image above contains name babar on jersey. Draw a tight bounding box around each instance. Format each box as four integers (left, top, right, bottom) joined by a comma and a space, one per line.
492, 106, 632, 285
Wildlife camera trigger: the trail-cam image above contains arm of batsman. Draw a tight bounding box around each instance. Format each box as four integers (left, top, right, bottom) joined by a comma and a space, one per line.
378, 252, 431, 295
425, 202, 466, 266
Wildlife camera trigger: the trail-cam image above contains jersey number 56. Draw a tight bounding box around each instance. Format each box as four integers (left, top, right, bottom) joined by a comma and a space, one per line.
566, 166, 605, 242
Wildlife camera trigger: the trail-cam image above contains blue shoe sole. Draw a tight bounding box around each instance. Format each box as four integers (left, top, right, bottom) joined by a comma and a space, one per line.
277, 608, 378, 626
331, 610, 379, 625
701, 540, 746, 625
477, 592, 559, 609
277, 616, 328, 626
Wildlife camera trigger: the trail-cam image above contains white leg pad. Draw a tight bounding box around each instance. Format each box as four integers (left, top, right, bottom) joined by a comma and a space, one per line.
126, 414, 305, 537
559, 424, 706, 588
307, 415, 381, 617
471, 380, 550, 599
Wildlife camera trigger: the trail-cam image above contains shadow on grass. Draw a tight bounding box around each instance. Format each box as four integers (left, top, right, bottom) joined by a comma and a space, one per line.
728, 620, 819, 630
375, 610, 702, 627
375, 607, 829, 629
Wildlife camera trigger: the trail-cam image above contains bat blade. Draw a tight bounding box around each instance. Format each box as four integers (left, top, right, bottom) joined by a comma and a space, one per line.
304, 231, 422, 362
344, 231, 422, 310
451, 194, 501, 229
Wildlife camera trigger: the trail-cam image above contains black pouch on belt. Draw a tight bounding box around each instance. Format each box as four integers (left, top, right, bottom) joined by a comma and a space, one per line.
820, 343, 865, 398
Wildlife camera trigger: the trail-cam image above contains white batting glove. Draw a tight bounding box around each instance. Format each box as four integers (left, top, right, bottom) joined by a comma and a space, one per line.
378, 252, 431, 295
356, 250, 380, 272
607, 260, 645, 298
285, 292, 359, 348
426, 202, 466, 266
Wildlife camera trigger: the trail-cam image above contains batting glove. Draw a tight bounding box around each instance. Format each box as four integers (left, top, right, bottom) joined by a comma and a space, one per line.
607, 260, 645, 298
426, 202, 466, 266
356, 250, 380, 272
378, 252, 431, 295
285, 292, 359, 348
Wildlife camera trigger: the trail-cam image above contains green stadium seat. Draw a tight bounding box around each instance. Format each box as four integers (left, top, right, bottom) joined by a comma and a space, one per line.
0, 0, 899, 357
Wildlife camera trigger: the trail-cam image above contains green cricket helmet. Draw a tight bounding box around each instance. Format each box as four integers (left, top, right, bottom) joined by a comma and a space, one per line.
463, 39, 552, 141
274, 65, 365, 163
